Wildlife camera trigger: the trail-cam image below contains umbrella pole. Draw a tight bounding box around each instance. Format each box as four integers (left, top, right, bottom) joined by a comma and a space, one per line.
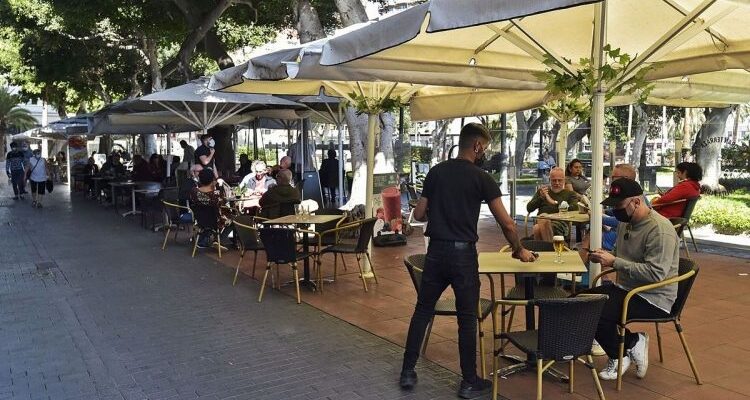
166, 132, 172, 179
337, 122, 344, 206
253, 120, 258, 160
362, 113, 377, 277
589, 91, 605, 287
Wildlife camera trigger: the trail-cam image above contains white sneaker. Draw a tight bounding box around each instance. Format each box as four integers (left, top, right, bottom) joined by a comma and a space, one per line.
591, 340, 606, 356
599, 356, 631, 380
629, 333, 649, 378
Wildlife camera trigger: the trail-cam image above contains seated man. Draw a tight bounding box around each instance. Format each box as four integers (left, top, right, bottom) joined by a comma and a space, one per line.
526, 167, 578, 241
178, 164, 202, 206
259, 169, 300, 219
586, 178, 679, 381
239, 160, 277, 213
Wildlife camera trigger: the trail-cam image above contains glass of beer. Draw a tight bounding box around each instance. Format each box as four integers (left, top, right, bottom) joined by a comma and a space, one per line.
552, 235, 565, 263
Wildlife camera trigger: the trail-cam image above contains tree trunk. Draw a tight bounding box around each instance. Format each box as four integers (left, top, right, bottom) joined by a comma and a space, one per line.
211, 125, 235, 178
732, 105, 741, 144
692, 107, 732, 193
430, 120, 451, 163
98, 136, 114, 155
378, 112, 396, 171
335, 0, 369, 26
514, 110, 546, 172
631, 105, 649, 171
295, 0, 326, 43
343, 108, 368, 209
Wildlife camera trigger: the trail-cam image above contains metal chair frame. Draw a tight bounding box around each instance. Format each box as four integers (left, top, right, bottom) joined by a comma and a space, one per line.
318, 218, 379, 292
653, 196, 700, 253
161, 200, 192, 250
591, 258, 702, 391
232, 215, 265, 285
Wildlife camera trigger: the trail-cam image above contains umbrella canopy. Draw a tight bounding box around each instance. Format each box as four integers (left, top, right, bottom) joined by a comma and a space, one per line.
104, 77, 304, 134
305, 0, 750, 283
15, 115, 90, 140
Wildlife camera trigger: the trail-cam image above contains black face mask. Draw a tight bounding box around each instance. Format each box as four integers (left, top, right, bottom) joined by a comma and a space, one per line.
612, 200, 635, 223
474, 152, 487, 167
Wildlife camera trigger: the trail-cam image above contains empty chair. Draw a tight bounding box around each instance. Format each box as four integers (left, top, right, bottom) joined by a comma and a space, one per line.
161, 200, 192, 250
232, 215, 265, 285
492, 295, 608, 400
319, 218, 379, 292
258, 227, 315, 304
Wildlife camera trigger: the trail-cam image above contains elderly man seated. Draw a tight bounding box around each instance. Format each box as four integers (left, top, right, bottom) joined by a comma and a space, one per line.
585, 178, 679, 381
526, 167, 579, 241
238, 161, 277, 212
258, 169, 300, 219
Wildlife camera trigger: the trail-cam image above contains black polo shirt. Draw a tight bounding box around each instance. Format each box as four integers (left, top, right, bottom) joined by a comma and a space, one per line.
195, 145, 211, 166
422, 158, 502, 243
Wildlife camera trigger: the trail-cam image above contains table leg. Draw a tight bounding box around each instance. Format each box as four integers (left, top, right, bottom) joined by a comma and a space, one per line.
122, 188, 141, 217
110, 186, 117, 210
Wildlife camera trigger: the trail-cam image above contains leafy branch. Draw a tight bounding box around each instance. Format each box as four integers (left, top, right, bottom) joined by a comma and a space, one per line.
345, 91, 405, 116
534, 45, 656, 124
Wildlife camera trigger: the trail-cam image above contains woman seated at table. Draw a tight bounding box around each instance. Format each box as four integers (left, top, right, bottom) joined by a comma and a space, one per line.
651, 161, 702, 218
238, 160, 277, 213
526, 167, 579, 241
189, 169, 234, 248
565, 158, 591, 201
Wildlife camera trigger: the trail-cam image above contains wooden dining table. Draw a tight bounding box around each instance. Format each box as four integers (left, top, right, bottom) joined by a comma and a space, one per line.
479, 250, 587, 380
262, 214, 342, 291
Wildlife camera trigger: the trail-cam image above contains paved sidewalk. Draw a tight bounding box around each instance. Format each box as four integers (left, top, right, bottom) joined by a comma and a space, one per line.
0, 184, 464, 400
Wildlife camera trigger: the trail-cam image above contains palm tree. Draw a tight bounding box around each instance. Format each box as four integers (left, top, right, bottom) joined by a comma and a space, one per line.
0, 88, 37, 161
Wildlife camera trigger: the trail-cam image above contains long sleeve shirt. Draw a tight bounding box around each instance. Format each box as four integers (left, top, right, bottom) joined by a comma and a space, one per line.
652, 179, 700, 218
526, 189, 579, 214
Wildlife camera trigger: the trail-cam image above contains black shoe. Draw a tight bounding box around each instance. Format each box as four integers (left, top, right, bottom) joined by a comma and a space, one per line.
399, 370, 417, 390
457, 378, 492, 399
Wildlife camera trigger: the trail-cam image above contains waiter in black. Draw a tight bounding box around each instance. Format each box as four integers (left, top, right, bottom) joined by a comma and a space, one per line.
400, 123, 536, 399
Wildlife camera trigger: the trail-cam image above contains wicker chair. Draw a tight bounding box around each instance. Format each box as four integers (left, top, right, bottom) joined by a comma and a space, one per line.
592, 257, 701, 391
492, 295, 608, 400
404, 254, 495, 379
232, 215, 265, 285
190, 203, 223, 259
161, 200, 192, 250
318, 218, 379, 292
258, 227, 315, 304
653, 196, 700, 254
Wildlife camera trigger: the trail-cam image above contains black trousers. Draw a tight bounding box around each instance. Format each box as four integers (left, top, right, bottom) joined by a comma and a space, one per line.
580, 284, 670, 358
10, 170, 25, 195
402, 240, 480, 382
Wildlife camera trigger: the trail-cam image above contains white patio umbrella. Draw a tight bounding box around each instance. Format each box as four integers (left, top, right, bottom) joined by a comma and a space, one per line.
302, 0, 750, 284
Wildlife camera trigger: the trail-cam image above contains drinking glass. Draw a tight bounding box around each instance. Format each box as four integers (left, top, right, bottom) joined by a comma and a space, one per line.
643, 180, 650, 193
552, 235, 565, 263
294, 204, 303, 215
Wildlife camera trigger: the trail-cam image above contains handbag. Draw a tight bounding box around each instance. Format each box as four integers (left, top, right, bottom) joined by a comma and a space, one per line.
26, 158, 40, 181
45, 179, 54, 193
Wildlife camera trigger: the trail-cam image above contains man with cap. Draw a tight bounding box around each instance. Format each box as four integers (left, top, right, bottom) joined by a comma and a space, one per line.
586, 178, 679, 381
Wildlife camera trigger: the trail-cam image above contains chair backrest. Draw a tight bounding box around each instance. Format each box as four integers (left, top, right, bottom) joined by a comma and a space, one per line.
404, 254, 427, 294
536, 295, 608, 361
192, 204, 219, 229
162, 201, 181, 224
520, 239, 555, 252
670, 257, 699, 318
313, 208, 346, 244
259, 227, 299, 264
354, 218, 379, 252
669, 217, 688, 237
233, 215, 262, 251
682, 196, 700, 220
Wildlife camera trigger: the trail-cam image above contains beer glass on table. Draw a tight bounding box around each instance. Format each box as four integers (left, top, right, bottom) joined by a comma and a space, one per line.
553, 235, 565, 263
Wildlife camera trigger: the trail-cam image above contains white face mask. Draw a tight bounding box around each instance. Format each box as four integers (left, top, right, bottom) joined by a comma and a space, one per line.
208, 139, 215, 148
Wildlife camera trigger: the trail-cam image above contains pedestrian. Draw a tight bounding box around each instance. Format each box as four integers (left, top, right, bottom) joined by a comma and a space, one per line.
25, 149, 50, 208
5, 142, 27, 200
399, 123, 536, 399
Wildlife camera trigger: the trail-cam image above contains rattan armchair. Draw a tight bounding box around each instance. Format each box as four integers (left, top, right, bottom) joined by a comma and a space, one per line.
317, 218, 379, 292
591, 257, 701, 391
491, 295, 608, 400
258, 227, 317, 304
232, 215, 265, 285
161, 200, 192, 250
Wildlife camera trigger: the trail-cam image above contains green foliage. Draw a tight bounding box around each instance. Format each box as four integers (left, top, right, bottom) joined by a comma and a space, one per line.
691, 191, 750, 235
0, 88, 36, 134
346, 91, 405, 116
535, 45, 655, 126
411, 146, 431, 164
721, 141, 750, 169
236, 146, 279, 165
719, 178, 750, 193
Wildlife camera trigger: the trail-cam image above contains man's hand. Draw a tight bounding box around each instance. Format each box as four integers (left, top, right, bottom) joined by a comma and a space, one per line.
512, 247, 537, 262
589, 248, 616, 268
209, 148, 215, 155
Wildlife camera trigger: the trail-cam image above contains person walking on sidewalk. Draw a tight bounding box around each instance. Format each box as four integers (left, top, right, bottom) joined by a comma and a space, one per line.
25, 149, 50, 208
399, 123, 536, 399
6, 142, 27, 200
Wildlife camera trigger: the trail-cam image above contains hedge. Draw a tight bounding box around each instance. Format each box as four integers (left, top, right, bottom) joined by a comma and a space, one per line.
691, 191, 750, 235
719, 178, 750, 193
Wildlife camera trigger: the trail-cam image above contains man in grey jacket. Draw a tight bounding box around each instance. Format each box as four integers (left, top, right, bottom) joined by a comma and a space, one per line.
587, 178, 679, 381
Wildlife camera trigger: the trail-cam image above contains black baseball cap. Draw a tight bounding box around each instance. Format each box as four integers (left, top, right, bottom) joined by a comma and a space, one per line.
601, 178, 643, 206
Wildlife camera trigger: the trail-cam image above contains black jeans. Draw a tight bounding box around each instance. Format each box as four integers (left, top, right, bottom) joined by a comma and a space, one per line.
580, 284, 670, 358
10, 170, 25, 195
402, 240, 480, 382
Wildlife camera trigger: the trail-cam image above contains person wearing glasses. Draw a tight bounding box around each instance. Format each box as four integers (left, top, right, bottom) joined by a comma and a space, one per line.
526, 167, 579, 241
586, 178, 679, 381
